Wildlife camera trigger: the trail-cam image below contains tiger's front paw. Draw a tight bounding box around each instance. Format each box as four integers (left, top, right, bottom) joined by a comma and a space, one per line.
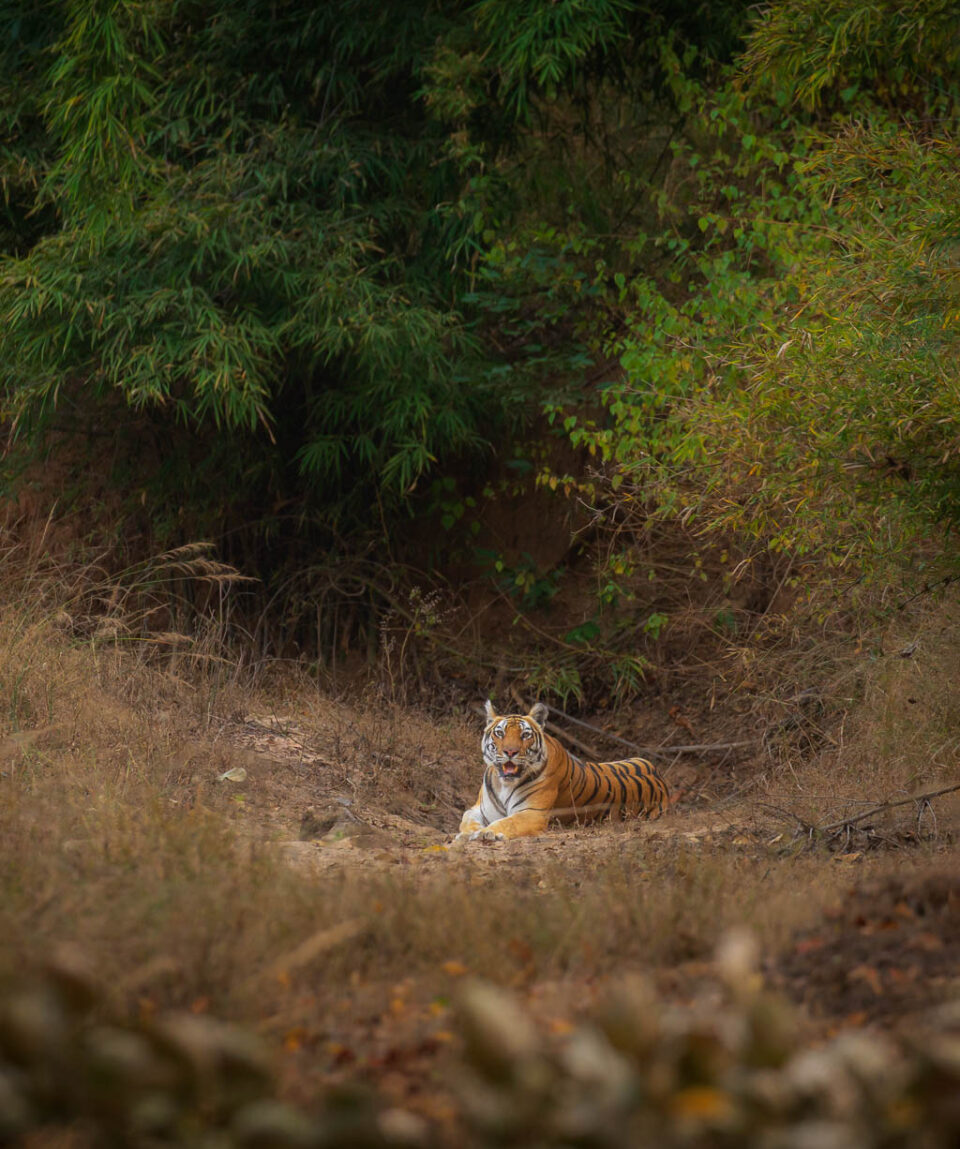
470, 828, 506, 842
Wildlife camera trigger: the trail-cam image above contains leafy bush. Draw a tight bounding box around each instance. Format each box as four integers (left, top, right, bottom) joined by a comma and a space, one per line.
540, 0, 960, 620
0, 1, 499, 534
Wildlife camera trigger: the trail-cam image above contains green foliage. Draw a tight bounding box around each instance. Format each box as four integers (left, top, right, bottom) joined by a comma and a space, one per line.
526, 656, 584, 707
541, 64, 827, 542
742, 0, 960, 110
10, 0, 959, 669
0, 0, 756, 565
0, 0, 493, 536
703, 1, 960, 575
610, 652, 650, 699
717, 118, 960, 560
471, 0, 633, 114
543, 1, 960, 603
479, 549, 565, 609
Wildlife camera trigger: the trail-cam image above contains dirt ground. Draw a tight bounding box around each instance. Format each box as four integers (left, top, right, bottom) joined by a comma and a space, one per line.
198, 708, 959, 1131
3, 589, 958, 1141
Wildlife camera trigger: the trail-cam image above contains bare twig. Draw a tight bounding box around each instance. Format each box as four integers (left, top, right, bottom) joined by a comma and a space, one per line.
549, 709, 652, 754
757, 801, 816, 832
758, 782, 960, 839
817, 782, 960, 834
640, 739, 758, 756
549, 707, 758, 759
897, 573, 960, 610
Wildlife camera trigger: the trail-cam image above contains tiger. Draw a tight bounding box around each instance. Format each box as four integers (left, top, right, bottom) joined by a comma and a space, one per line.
456, 700, 669, 841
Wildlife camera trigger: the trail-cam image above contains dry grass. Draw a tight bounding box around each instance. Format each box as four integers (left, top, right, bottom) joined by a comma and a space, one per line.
0, 540, 957, 1107
753, 595, 960, 840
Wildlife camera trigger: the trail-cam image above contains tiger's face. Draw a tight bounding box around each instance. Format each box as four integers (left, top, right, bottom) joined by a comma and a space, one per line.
481, 700, 549, 781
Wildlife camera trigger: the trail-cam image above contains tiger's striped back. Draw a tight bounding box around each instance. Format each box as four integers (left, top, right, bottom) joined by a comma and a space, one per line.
457, 700, 669, 841
550, 737, 668, 824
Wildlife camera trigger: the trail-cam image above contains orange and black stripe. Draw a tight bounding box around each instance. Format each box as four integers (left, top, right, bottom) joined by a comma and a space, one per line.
547, 736, 668, 822
458, 702, 669, 841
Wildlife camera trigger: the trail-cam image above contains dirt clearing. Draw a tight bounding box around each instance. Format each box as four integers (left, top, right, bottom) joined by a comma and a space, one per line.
1, 575, 958, 1142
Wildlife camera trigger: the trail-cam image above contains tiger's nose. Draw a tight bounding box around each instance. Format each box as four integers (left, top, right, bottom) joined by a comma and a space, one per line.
504, 748, 518, 758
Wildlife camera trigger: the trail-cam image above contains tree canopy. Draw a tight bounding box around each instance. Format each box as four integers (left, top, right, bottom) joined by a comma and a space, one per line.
1, 0, 958, 674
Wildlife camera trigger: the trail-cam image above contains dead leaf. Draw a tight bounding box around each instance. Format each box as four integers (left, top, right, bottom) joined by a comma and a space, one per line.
326, 1042, 356, 1065
441, 960, 468, 978
908, 931, 943, 952
848, 964, 883, 995
508, 938, 534, 966
669, 1086, 735, 1122
888, 966, 920, 985
668, 705, 698, 739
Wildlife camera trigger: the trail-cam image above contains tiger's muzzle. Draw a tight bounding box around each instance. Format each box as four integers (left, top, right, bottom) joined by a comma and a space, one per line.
492, 750, 543, 781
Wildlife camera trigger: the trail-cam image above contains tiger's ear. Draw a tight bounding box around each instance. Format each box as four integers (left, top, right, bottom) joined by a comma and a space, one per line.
484, 699, 498, 722
528, 701, 549, 727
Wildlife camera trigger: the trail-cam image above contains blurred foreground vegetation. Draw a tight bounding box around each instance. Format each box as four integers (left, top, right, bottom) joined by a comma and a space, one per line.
3, 931, 958, 1148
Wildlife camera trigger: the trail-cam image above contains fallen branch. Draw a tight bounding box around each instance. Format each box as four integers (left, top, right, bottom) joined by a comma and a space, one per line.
897, 572, 960, 610
756, 801, 816, 832
817, 782, 960, 834
647, 740, 759, 755
758, 782, 960, 840
550, 709, 656, 755
549, 708, 758, 760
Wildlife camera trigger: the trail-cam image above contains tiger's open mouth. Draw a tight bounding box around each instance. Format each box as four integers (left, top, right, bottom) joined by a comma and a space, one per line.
499, 761, 522, 777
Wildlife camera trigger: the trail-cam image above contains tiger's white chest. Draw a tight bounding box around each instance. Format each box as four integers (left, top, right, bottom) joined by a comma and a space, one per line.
481, 764, 545, 821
